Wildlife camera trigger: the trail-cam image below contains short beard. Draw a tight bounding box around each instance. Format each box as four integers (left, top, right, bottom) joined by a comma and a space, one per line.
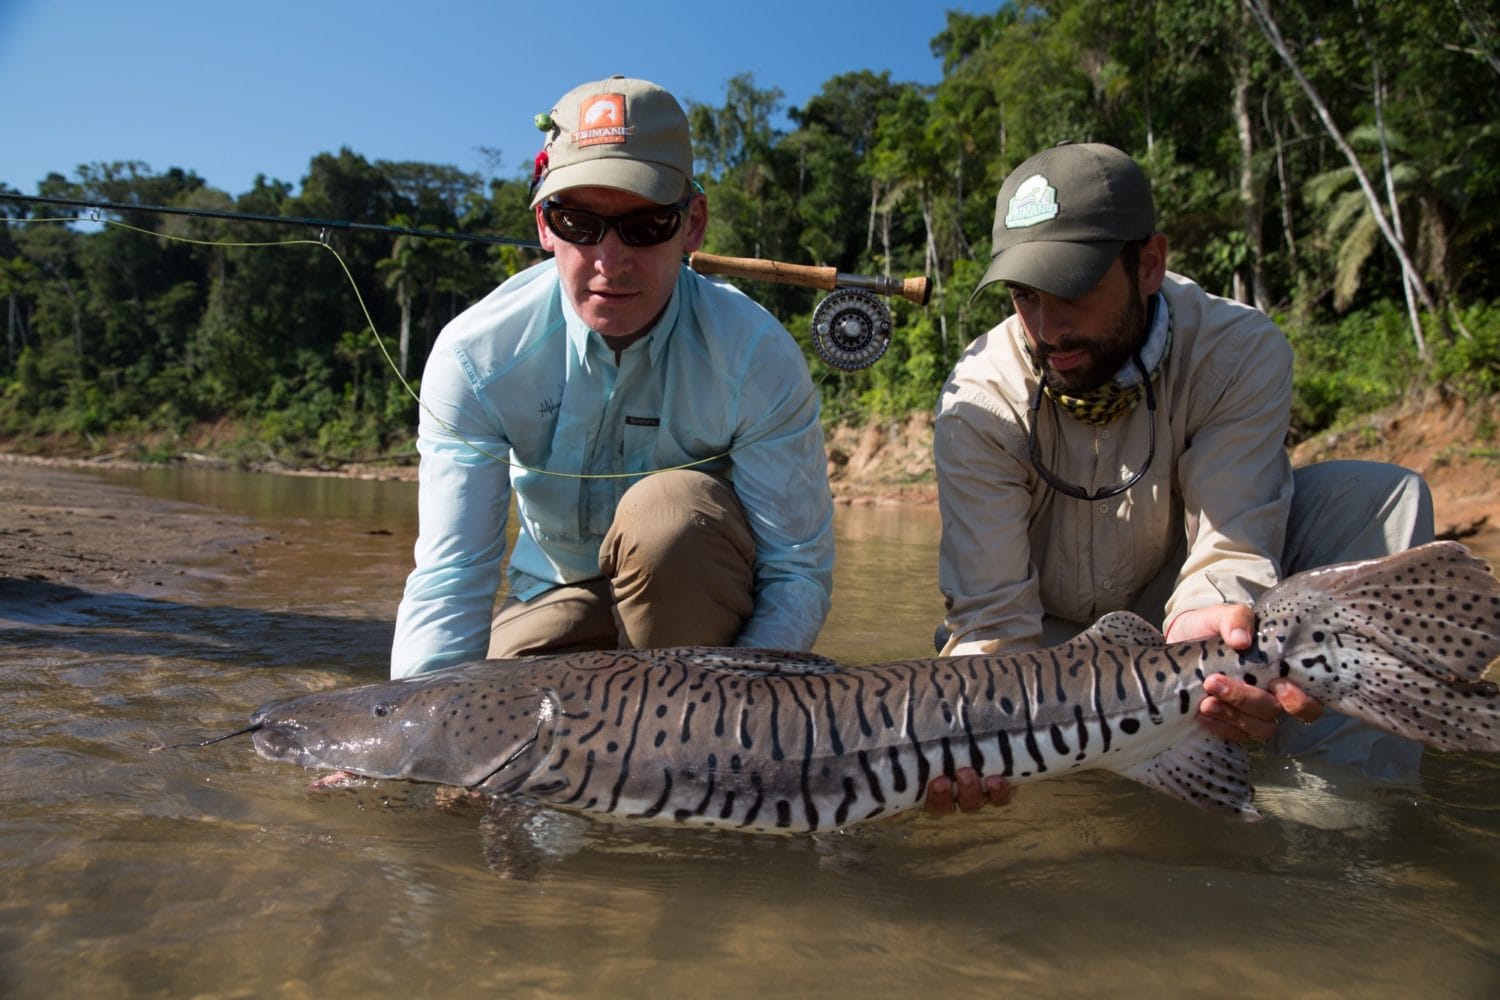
1037, 275, 1147, 396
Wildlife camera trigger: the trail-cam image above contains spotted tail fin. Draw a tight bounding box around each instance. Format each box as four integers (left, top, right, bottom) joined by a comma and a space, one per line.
1254, 541, 1500, 753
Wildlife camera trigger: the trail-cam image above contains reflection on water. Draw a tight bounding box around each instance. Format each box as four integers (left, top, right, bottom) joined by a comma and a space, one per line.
2, 466, 1499, 998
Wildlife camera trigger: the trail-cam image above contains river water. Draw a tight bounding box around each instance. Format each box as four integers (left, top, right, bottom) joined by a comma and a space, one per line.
2, 465, 1498, 998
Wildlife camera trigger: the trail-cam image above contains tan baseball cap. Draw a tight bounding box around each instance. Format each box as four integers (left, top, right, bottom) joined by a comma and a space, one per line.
529, 75, 694, 208
974, 142, 1155, 300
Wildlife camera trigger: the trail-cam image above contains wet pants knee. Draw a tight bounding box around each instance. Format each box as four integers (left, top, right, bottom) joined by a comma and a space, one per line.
487, 470, 755, 658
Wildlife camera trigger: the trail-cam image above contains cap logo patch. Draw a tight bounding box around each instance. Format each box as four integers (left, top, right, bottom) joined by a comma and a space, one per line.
575, 93, 633, 147
1004, 173, 1059, 229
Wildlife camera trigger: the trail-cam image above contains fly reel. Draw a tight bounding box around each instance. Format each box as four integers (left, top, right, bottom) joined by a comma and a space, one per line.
684, 252, 929, 372
810, 289, 892, 371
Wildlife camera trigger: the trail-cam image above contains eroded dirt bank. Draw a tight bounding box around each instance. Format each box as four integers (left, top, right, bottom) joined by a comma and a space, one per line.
825, 396, 1500, 560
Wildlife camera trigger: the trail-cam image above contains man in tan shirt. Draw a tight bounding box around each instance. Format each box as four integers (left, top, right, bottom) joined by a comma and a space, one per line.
928, 142, 1433, 813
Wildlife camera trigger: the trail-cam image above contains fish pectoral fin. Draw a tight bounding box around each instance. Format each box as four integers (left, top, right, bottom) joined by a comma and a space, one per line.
479, 798, 589, 880
1119, 733, 1261, 821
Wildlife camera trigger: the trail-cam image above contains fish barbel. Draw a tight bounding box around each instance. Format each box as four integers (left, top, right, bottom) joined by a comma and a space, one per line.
218, 542, 1500, 831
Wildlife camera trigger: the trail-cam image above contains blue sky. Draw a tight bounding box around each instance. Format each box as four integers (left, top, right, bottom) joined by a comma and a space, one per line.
0, 0, 999, 199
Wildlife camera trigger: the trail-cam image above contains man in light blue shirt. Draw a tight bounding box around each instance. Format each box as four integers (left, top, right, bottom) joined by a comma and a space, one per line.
391, 76, 834, 678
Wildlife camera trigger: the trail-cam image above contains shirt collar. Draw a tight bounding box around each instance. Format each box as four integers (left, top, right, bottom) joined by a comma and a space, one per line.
1112, 291, 1170, 388
559, 265, 687, 365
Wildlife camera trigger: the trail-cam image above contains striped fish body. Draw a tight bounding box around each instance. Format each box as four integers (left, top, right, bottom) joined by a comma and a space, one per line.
243, 542, 1500, 832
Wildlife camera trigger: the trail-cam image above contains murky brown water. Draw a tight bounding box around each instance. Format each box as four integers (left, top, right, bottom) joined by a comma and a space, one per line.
3, 465, 1499, 998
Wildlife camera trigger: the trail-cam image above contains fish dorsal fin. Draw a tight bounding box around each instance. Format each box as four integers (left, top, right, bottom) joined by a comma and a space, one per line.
1079, 611, 1167, 648
1119, 731, 1260, 820
669, 646, 844, 677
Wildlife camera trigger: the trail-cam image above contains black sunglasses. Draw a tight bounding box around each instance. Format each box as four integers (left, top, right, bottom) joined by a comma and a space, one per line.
541, 197, 692, 247
1026, 352, 1156, 502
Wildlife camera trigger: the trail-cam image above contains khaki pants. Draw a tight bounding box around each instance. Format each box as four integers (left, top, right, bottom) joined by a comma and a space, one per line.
487, 470, 756, 658
1041, 459, 1435, 779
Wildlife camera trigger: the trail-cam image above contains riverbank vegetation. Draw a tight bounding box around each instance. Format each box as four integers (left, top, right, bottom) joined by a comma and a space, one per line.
3, 0, 1499, 469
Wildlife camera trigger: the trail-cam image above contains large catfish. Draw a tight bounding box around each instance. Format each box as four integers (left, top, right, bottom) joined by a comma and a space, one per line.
205, 542, 1500, 831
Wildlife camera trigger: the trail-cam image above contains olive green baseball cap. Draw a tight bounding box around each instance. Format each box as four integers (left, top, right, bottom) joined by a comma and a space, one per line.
974, 142, 1155, 299
529, 75, 694, 208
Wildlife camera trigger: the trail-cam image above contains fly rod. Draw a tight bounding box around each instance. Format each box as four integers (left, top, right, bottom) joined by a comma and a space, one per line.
687, 251, 931, 306
4, 193, 928, 369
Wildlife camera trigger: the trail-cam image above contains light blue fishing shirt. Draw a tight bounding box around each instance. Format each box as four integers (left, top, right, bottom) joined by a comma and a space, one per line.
391, 259, 834, 677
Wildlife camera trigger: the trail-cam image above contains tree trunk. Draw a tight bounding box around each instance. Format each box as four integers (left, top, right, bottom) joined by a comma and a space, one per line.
1267, 104, 1299, 278
398, 284, 413, 380
1234, 8, 1269, 311
1358, 1, 1426, 352
921, 191, 948, 356
43, 265, 86, 374
1243, 0, 1442, 357
880, 206, 892, 279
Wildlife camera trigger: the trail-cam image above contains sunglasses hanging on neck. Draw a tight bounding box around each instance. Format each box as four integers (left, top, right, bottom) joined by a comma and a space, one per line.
1026, 352, 1157, 501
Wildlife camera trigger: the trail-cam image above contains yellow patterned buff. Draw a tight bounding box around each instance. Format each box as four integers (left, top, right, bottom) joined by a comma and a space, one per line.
1043, 380, 1145, 426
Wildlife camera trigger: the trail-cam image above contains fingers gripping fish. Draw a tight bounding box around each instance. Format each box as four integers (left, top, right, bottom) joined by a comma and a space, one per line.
201, 542, 1500, 833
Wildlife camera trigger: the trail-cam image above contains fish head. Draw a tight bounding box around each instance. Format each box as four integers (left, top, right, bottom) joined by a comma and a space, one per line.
249, 671, 559, 792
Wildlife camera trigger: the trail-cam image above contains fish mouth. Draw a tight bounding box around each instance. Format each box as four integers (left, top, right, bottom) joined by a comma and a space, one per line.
250, 723, 322, 768
171, 720, 345, 774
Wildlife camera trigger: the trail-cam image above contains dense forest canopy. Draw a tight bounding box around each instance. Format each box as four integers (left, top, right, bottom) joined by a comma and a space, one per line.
3, 0, 1499, 462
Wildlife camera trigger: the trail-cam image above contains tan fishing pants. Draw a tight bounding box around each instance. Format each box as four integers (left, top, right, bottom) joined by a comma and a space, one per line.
486, 470, 756, 658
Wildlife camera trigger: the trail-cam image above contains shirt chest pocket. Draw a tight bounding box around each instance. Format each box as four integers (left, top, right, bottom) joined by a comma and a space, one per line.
576, 418, 663, 535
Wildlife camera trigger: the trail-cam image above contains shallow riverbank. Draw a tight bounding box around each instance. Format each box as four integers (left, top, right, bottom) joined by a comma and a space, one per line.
6, 389, 1500, 588
1, 454, 269, 593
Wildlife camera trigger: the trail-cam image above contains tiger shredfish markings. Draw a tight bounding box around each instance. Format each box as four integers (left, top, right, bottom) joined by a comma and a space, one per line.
231, 542, 1500, 832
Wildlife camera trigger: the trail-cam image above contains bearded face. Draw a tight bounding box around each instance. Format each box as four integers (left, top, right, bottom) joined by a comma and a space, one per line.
1010, 253, 1149, 396
1034, 287, 1145, 395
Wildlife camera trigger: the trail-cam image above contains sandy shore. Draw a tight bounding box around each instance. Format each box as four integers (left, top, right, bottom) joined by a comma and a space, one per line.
1, 455, 267, 594
5, 427, 1498, 602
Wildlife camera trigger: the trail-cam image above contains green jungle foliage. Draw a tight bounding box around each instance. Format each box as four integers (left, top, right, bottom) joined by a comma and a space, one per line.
3, 0, 1499, 464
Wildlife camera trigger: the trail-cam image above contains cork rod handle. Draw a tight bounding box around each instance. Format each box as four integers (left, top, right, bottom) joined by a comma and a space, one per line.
689, 252, 838, 291
688, 252, 931, 306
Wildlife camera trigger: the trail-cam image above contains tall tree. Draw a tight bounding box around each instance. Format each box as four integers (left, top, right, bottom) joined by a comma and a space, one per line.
1244, 0, 1444, 356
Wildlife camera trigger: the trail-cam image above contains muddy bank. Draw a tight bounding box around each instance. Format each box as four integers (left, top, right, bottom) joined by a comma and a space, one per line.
0, 455, 268, 594
6, 393, 1499, 594
825, 401, 1500, 559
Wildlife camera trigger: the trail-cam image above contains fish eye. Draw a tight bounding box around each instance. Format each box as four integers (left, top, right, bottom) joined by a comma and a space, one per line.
373, 702, 394, 718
